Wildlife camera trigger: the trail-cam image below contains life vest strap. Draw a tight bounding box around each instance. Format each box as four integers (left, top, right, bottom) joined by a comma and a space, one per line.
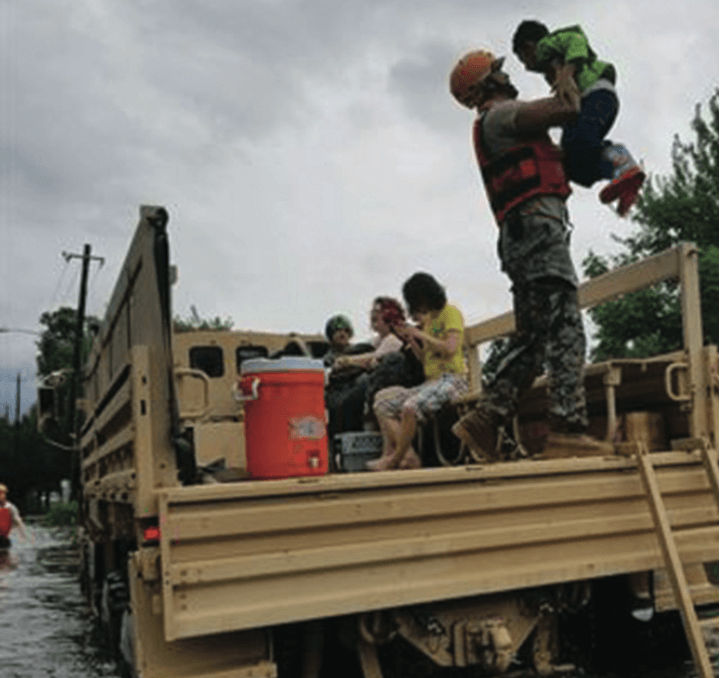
474, 117, 571, 225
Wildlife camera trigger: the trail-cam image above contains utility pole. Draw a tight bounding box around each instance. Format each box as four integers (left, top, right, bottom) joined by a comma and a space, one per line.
63, 244, 104, 498
15, 372, 21, 426
14, 373, 21, 490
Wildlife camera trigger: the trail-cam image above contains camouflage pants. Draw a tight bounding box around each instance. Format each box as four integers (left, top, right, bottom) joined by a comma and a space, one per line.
483, 279, 588, 431
484, 202, 588, 431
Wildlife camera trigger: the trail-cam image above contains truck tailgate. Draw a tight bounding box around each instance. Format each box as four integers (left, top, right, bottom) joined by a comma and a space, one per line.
158, 452, 717, 641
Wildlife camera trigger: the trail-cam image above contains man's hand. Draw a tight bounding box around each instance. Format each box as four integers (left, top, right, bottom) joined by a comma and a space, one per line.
552, 64, 580, 112
553, 75, 580, 112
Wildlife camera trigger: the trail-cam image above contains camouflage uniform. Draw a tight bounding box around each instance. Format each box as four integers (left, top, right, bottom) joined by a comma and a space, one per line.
464, 98, 589, 438
483, 198, 588, 433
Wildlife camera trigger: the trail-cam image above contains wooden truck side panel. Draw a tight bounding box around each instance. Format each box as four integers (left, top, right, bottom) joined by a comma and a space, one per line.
157, 454, 717, 642
80, 208, 180, 529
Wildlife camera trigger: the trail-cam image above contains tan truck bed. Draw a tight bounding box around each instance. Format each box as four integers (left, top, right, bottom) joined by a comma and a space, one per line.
158, 450, 717, 642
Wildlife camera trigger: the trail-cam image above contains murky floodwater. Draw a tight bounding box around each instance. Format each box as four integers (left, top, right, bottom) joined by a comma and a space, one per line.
0, 523, 120, 678
0, 523, 715, 678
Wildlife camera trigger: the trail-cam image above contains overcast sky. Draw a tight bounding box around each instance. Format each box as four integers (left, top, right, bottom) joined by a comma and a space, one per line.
0, 0, 719, 418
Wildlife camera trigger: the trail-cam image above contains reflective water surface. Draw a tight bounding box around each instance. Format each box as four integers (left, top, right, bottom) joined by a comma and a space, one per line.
0, 524, 120, 678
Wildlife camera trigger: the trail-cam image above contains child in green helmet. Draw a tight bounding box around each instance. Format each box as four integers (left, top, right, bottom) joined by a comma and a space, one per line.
323, 314, 355, 368
512, 20, 645, 216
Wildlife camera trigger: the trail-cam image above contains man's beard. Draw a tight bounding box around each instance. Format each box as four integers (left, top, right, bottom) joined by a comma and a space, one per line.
489, 73, 519, 100
504, 82, 519, 99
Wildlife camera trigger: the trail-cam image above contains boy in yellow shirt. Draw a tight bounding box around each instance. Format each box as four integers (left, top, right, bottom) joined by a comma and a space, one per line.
369, 273, 468, 471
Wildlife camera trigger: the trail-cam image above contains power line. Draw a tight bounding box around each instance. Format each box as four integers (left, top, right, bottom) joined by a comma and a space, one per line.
48, 256, 72, 310
59, 265, 80, 308
85, 256, 107, 319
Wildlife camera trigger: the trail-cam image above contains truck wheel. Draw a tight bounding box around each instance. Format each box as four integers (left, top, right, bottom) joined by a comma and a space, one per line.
118, 608, 137, 678
100, 571, 130, 659
273, 623, 305, 678
78, 539, 93, 607
275, 620, 365, 678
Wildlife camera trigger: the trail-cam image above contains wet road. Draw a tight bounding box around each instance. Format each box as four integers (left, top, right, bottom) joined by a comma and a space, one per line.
0, 523, 715, 678
0, 523, 120, 678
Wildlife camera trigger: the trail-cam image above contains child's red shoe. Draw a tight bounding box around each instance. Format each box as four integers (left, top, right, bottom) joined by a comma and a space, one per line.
599, 143, 645, 216
614, 173, 645, 216
600, 166, 645, 216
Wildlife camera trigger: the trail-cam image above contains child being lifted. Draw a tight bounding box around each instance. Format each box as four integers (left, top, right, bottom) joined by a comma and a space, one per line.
512, 20, 645, 216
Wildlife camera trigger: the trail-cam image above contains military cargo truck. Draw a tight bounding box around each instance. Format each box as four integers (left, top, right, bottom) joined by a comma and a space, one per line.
76, 206, 718, 678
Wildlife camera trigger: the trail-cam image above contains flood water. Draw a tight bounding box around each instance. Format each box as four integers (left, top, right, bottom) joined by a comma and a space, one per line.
0, 523, 120, 678
0, 523, 715, 678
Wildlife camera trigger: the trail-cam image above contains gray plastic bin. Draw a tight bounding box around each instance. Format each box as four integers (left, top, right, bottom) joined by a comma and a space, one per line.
333, 432, 383, 472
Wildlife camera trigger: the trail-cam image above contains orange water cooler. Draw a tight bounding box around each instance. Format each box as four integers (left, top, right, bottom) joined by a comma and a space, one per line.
236, 358, 328, 479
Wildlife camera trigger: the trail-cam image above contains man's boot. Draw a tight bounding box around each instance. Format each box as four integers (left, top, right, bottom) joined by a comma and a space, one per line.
451, 408, 501, 462
538, 431, 615, 459
599, 144, 645, 217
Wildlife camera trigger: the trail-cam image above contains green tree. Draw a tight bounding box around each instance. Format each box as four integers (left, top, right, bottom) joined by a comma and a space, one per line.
37, 306, 98, 377
173, 305, 233, 333
0, 407, 61, 514
583, 91, 718, 361
37, 306, 99, 441
0, 307, 100, 513
31, 306, 101, 507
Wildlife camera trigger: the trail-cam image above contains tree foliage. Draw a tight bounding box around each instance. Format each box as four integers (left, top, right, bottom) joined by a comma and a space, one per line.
173, 306, 234, 333
583, 91, 718, 361
0, 410, 64, 514
0, 306, 100, 512
37, 306, 99, 441
0, 306, 102, 512
37, 306, 99, 377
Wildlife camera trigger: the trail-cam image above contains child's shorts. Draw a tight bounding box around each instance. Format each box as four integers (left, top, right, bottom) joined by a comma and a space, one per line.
373, 373, 469, 423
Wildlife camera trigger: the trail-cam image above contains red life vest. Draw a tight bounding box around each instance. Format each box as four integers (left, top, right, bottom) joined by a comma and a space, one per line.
0, 507, 12, 538
473, 114, 571, 226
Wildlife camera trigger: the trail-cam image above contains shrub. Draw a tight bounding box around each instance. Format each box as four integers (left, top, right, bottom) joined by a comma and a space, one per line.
42, 501, 79, 527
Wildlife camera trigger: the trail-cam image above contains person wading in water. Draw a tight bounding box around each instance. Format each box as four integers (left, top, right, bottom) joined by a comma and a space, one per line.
0, 484, 28, 551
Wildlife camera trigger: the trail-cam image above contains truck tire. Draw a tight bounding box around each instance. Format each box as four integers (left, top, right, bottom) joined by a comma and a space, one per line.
118, 607, 137, 678
100, 571, 130, 660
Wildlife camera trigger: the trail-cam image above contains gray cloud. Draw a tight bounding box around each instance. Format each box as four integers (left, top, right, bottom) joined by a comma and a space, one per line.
0, 0, 718, 420
388, 42, 464, 133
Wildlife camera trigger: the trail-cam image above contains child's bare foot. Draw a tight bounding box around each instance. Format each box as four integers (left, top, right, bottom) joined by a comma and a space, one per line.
367, 456, 396, 471
399, 449, 422, 469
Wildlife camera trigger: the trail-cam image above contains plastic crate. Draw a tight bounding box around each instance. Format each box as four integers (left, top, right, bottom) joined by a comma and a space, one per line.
333, 432, 383, 472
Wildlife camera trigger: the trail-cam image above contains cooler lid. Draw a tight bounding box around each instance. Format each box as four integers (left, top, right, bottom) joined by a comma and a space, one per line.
240, 357, 325, 374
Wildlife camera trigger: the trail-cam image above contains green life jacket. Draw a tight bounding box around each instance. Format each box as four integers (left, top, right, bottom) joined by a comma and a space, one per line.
537, 24, 616, 92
